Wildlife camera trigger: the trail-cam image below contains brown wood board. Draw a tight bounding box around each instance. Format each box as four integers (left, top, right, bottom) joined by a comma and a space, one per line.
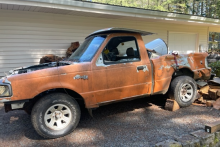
205, 121, 220, 133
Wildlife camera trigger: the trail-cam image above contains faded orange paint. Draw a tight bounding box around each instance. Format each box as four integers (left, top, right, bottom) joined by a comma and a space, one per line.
151, 52, 211, 94
0, 31, 211, 109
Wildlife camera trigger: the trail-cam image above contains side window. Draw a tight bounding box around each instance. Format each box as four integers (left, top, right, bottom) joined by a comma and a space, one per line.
102, 36, 140, 64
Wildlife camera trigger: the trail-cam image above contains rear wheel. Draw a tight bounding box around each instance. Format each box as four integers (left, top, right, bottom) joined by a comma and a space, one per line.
169, 76, 197, 107
31, 93, 81, 138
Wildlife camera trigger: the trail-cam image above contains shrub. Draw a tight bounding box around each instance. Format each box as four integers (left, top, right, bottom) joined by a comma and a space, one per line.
209, 61, 220, 77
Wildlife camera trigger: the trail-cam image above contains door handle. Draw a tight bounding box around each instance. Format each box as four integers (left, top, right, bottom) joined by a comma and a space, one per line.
137, 66, 144, 70
137, 65, 148, 73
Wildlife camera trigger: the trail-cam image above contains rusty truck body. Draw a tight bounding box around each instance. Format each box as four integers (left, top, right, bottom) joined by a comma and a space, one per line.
0, 28, 211, 138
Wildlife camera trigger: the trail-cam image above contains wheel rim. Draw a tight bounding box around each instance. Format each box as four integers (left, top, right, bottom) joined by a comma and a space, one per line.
180, 83, 193, 102
44, 104, 72, 130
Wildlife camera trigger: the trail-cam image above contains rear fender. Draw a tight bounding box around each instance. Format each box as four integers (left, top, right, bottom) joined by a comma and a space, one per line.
166, 53, 211, 80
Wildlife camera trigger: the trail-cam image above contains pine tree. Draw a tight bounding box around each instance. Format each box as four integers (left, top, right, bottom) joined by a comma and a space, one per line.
92, 0, 220, 18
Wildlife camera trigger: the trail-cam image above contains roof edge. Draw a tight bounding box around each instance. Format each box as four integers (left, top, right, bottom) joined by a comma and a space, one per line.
85, 28, 154, 39
1, 0, 220, 25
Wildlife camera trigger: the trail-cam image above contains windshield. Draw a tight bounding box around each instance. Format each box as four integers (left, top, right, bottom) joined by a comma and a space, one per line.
69, 35, 106, 62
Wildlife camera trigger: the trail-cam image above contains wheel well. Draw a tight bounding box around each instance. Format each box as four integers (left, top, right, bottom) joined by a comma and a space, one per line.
23, 88, 85, 114
172, 68, 194, 78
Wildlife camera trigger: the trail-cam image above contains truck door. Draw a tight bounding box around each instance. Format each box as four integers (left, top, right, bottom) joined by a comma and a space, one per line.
92, 34, 152, 104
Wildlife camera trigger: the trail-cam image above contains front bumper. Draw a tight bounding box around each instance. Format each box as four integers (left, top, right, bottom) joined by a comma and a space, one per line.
0, 97, 11, 103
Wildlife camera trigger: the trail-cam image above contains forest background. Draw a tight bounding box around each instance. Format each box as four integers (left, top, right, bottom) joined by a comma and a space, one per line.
92, 0, 220, 19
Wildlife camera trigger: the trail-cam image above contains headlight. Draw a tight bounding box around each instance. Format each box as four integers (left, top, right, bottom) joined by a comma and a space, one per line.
0, 85, 10, 97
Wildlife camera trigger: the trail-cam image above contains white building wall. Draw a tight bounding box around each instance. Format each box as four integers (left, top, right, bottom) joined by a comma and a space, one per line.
209, 27, 220, 32
0, 9, 208, 76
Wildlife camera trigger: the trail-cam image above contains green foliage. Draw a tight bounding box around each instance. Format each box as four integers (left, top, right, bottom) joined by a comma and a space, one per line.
209, 61, 220, 77
92, 0, 220, 18
214, 137, 219, 144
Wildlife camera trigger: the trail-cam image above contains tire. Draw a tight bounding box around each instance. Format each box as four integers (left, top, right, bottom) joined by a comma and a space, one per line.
169, 76, 197, 107
31, 93, 81, 138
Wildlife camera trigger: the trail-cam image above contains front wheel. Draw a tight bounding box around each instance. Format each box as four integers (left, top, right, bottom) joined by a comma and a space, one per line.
31, 93, 81, 138
169, 76, 197, 107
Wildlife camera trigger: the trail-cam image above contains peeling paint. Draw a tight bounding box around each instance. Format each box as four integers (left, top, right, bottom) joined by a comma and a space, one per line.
178, 55, 191, 67
189, 57, 194, 64
159, 65, 171, 70
164, 65, 171, 69
143, 65, 149, 72
159, 65, 164, 70
96, 54, 110, 67
170, 55, 191, 68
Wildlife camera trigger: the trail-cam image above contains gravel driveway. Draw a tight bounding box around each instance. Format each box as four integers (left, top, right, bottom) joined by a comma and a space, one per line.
0, 96, 220, 147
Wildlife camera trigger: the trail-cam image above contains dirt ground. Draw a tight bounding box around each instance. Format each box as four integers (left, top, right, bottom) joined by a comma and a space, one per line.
0, 96, 220, 147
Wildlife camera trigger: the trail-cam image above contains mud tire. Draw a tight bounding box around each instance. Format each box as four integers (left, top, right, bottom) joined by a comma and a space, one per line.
31, 93, 80, 138
169, 76, 197, 107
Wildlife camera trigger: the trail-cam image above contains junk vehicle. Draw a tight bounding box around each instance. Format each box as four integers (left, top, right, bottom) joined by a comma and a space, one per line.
0, 28, 211, 138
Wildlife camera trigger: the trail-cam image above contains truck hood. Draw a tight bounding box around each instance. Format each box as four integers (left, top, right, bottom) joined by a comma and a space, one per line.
4, 61, 90, 82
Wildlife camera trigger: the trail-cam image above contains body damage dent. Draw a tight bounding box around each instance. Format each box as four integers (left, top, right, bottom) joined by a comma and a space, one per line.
165, 53, 211, 80
153, 53, 210, 93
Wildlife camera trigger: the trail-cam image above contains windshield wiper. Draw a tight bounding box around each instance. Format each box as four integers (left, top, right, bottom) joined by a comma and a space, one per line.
68, 59, 80, 62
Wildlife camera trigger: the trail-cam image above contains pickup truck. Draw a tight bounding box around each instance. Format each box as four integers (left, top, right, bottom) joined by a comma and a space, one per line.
0, 28, 211, 138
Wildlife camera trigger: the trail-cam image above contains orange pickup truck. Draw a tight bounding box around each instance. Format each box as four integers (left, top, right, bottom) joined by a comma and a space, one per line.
0, 28, 211, 138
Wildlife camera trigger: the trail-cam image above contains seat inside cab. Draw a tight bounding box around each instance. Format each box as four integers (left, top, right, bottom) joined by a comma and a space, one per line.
102, 36, 140, 63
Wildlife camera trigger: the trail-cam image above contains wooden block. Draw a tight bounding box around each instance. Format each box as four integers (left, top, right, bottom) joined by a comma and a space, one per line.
217, 90, 220, 97
199, 85, 210, 94
198, 97, 203, 102
206, 100, 215, 107
196, 92, 202, 99
209, 85, 220, 89
195, 97, 207, 104
165, 99, 180, 111
201, 99, 207, 104
205, 120, 220, 133
213, 98, 220, 110
208, 89, 218, 100
202, 93, 211, 100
